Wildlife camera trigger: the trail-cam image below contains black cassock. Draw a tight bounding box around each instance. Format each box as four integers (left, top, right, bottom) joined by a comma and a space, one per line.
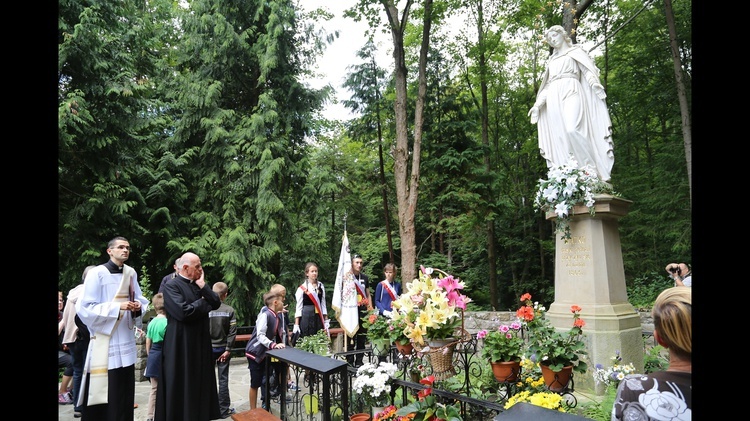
155, 275, 221, 421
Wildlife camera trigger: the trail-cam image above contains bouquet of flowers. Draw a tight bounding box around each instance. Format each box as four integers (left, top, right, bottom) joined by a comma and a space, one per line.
504, 390, 569, 412
373, 405, 413, 421
390, 266, 471, 346
593, 351, 636, 388
352, 362, 398, 408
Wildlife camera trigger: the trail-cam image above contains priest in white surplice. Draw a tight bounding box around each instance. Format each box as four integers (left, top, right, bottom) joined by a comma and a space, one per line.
76, 236, 149, 421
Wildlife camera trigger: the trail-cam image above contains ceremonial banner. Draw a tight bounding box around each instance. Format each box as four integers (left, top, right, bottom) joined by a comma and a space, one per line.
331, 232, 358, 337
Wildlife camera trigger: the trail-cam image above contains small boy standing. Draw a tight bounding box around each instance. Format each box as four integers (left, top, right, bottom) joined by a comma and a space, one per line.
209, 282, 237, 419
144, 293, 167, 421
245, 289, 288, 410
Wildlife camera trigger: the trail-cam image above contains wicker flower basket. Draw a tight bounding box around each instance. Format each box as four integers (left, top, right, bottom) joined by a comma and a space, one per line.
427, 339, 457, 380
425, 311, 471, 380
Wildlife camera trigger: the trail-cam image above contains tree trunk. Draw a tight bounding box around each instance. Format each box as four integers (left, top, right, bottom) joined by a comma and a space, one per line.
663, 0, 692, 207
474, 0, 498, 309
382, 0, 433, 285
372, 56, 395, 264
562, 0, 595, 44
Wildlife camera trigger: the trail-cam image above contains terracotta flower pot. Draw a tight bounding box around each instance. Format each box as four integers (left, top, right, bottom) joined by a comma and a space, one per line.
350, 413, 371, 421
490, 360, 521, 382
395, 341, 413, 355
540, 364, 573, 392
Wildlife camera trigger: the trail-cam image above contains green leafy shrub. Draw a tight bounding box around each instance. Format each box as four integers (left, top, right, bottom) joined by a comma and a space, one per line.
296, 330, 331, 356
644, 344, 669, 373
626, 271, 672, 310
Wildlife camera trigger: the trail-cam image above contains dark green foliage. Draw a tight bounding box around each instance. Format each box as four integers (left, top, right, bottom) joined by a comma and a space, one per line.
626, 272, 673, 310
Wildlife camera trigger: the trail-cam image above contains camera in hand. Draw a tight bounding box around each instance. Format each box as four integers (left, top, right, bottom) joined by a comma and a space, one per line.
669, 266, 681, 275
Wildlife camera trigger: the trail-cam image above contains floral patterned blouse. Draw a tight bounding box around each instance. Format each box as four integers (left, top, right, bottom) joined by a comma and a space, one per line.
611, 371, 691, 420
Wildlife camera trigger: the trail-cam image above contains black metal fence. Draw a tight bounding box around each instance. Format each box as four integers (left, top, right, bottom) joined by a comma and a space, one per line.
234, 327, 656, 421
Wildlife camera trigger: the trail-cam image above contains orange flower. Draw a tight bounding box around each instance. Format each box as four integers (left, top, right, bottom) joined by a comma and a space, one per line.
368, 313, 378, 324
570, 305, 582, 313
520, 293, 532, 302
516, 306, 535, 322
574, 318, 585, 328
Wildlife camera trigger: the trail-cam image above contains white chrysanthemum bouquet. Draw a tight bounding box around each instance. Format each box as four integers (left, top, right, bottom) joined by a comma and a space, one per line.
353, 362, 398, 407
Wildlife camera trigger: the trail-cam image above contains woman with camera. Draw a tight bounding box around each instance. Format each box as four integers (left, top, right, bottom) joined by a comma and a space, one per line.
665, 263, 692, 287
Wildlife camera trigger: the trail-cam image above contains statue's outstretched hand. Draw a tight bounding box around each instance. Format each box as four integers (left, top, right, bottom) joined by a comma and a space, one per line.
592, 83, 607, 100
528, 106, 539, 124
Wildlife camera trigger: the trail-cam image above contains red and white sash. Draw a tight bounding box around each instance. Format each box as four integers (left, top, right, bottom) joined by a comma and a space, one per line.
380, 280, 397, 301
353, 277, 367, 305
299, 284, 326, 330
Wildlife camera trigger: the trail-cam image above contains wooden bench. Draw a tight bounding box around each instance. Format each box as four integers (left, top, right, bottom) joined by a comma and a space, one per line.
231, 408, 282, 421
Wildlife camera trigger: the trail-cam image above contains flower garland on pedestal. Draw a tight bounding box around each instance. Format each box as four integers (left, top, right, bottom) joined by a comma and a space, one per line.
534, 157, 615, 241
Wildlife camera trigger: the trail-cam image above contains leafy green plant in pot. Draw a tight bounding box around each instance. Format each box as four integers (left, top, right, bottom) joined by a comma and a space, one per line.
296, 329, 331, 356
478, 321, 525, 363
362, 309, 392, 356
517, 293, 588, 386
386, 314, 411, 347
478, 321, 525, 382
362, 309, 391, 341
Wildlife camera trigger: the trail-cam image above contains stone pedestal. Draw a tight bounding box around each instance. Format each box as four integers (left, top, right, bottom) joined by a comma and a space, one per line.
545, 194, 643, 392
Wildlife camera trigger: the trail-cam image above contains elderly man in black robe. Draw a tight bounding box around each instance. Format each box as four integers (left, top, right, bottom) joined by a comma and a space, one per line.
155, 252, 221, 421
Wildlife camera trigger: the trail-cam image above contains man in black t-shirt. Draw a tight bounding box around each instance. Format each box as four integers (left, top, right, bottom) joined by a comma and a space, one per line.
346, 254, 372, 366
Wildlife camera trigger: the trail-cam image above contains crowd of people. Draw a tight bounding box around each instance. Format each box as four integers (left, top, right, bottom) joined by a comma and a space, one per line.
58, 235, 399, 421
57, 238, 223, 421
59, 235, 690, 421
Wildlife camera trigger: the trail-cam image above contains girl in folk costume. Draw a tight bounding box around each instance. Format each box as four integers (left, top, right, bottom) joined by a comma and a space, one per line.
293, 262, 330, 338
374, 263, 401, 318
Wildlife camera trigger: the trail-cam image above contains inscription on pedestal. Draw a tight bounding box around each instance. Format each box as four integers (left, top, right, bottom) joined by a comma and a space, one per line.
560, 236, 591, 276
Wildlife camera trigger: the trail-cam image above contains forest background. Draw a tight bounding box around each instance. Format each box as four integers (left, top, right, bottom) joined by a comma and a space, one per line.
58, 0, 692, 326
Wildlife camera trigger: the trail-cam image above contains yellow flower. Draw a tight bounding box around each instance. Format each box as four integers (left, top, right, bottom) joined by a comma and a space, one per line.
416, 310, 434, 329
505, 391, 566, 412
